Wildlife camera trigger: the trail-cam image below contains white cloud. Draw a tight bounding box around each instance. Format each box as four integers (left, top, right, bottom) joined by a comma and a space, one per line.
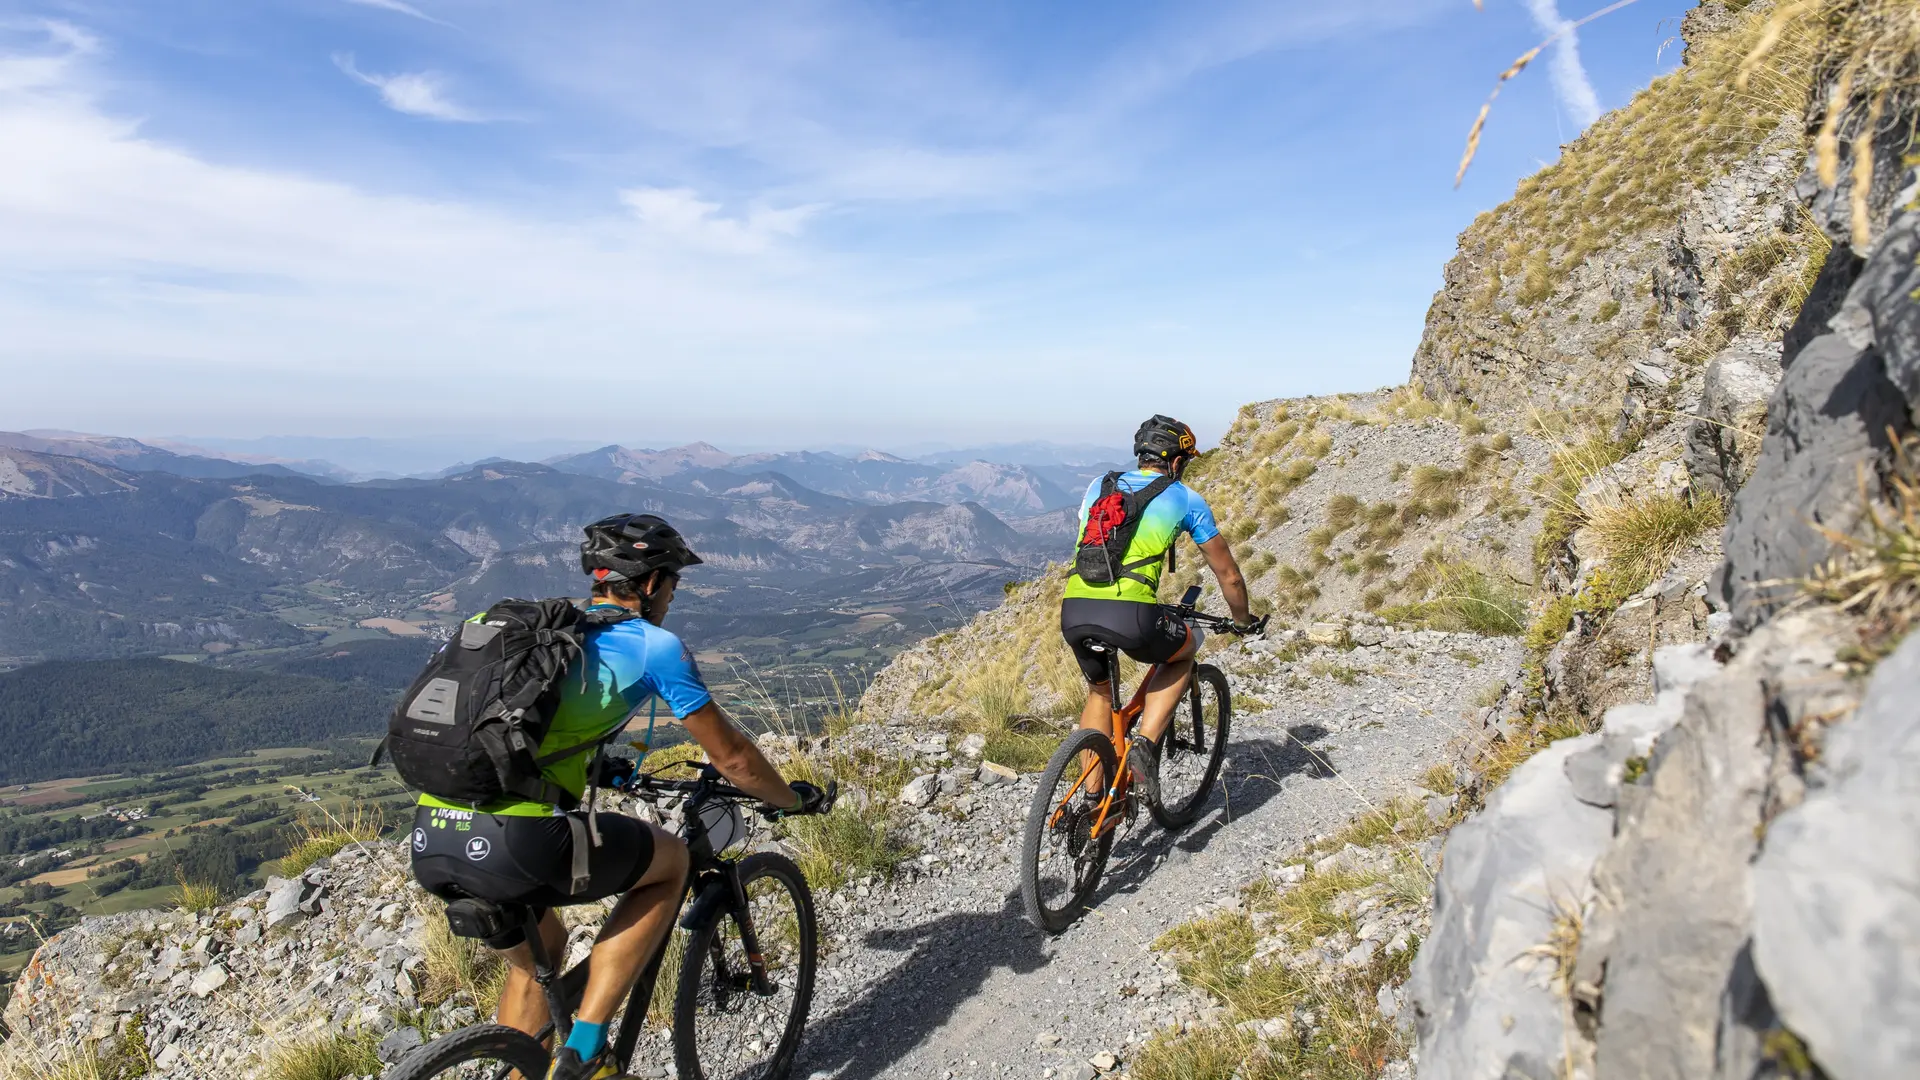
484, 0, 1456, 206
0, 25, 904, 431
333, 53, 484, 122
343, 0, 442, 24
620, 187, 821, 254
1522, 0, 1603, 128
0, 18, 98, 92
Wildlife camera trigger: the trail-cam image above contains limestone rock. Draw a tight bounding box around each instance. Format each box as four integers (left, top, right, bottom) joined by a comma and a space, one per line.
1751, 630, 1920, 1080
976, 761, 1018, 786
264, 877, 306, 928
1716, 197, 1918, 631
188, 965, 228, 998
1580, 613, 1839, 1079
899, 773, 939, 807
1685, 342, 1782, 497
1841, 182, 1920, 412
1409, 735, 1613, 1080
377, 1026, 425, 1063
1305, 622, 1346, 646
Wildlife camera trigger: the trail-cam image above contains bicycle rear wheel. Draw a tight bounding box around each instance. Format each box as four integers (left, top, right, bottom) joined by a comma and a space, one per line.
1020, 727, 1118, 933
386, 1024, 549, 1080
671, 852, 818, 1080
1149, 663, 1231, 829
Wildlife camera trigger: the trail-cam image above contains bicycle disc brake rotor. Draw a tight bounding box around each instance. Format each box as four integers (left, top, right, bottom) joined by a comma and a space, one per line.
1056, 801, 1094, 858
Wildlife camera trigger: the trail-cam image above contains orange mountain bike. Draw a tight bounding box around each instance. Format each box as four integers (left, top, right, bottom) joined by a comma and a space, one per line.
1019, 588, 1265, 932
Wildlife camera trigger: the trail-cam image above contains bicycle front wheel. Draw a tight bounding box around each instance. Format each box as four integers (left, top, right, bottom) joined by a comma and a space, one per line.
671, 852, 818, 1080
1149, 663, 1231, 829
1020, 727, 1118, 933
386, 1024, 550, 1080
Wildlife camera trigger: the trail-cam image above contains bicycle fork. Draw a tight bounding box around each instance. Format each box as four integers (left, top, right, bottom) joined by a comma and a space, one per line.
678, 866, 775, 998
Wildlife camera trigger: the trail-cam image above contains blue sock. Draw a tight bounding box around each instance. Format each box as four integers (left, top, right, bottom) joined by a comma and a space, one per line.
564, 1019, 608, 1060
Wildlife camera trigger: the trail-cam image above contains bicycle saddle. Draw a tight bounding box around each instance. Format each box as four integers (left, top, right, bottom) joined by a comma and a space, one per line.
443, 896, 533, 941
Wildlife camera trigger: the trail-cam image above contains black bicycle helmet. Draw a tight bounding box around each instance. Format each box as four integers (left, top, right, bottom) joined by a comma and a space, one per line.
1134, 414, 1198, 464
580, 513, 703, 586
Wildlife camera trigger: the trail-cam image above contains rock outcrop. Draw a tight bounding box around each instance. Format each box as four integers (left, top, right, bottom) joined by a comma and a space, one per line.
1409, 3, 1920, 1077
1751, 631, 1920, 1078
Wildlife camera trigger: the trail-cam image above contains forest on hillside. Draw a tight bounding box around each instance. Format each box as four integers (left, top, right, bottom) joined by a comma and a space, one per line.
0, 658, 391, 783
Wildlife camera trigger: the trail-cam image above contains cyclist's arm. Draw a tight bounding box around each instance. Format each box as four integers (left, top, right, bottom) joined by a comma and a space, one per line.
1196, 535, 1253, 625
681, 701, 800, 810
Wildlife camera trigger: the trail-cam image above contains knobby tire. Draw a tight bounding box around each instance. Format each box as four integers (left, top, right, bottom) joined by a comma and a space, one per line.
385, 1023, 549, 1080
1020, 727, 1118, 933
1148, 663, 1231, 830
671, 851, 818, 1080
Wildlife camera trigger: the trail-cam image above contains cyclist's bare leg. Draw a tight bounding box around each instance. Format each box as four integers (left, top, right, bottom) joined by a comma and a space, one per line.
1076, 680, 1116, 789
1134, 628, 1201, 746
496, 910, 568, 1037
577, 823, 690, 1025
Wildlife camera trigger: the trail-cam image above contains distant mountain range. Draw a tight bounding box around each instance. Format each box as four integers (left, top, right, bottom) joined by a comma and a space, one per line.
4, 430, 1121, 518
138, 433, 1127, 482
0, 430, 1110, 678
544, 443, 1100, 516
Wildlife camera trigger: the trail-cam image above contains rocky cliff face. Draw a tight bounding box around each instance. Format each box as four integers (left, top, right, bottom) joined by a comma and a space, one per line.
1413, 2, 1822, 422
1409, 3, 1920, 1078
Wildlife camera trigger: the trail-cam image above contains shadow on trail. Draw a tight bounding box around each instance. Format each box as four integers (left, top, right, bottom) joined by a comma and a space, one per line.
797, 891, 1049, 1080
1094, 725, 1332, 900
792, 725, 1332, 1080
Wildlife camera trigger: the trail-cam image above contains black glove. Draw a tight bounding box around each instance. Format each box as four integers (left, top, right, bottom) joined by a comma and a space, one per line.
763, 780, 828, 819
595, 755, 638, 791
1229, 615, 1269, 636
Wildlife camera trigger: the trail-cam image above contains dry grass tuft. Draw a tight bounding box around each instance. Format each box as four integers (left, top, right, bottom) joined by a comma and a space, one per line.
171, 875, 222, 915
1804, 438, 1920, 645
1140, 861, 1422, 1080
258, 1030, 382, 1080
1325, 493, 1363, 532
280, 801, 385, 877
1522, 892, 1586, 997
1380, 556, 1528, 637
1582, 491, 1727, 595
418, 913, 508, 1013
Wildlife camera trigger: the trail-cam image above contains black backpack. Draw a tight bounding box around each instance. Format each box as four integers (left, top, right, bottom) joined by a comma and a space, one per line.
1073, 472, 1177, 586
376, 598, 636, 808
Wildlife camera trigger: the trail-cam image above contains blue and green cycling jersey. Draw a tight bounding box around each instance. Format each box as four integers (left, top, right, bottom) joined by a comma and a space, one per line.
1064, 470, 1221, 604
418, 604, 714, 817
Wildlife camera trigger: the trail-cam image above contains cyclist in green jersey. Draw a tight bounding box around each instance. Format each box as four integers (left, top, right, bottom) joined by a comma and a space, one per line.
409, 514, 825, 1080
1060, 416, 1256, 790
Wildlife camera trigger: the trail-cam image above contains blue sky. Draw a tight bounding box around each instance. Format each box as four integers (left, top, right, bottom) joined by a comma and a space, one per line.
0, 0, 1697, 452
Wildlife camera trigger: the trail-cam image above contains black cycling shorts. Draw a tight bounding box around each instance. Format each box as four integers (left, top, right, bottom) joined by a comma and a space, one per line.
409, 805, 655, 946
1060, 597, 1197, 683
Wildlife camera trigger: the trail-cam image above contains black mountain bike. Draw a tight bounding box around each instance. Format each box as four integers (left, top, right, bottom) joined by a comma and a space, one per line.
389, 764, 835, 1080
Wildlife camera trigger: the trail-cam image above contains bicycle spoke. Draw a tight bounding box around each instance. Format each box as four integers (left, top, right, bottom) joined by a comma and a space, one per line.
1021, 728, 1116, 931
676, 863, 811, 1080
1148, 665, 1231, 830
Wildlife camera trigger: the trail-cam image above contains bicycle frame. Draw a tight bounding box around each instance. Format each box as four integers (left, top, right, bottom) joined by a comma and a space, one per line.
1049, 586, 1252, 841
1047, 641, 1169, 841
513, 793, 768, 1065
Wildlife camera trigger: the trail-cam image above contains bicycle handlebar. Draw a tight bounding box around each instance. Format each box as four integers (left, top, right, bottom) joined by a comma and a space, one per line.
1167, 606, 1270, 637
625, 762, 838, 818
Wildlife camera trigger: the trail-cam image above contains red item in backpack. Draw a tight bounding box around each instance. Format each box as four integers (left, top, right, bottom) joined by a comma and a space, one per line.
1073, 472, 1176, 586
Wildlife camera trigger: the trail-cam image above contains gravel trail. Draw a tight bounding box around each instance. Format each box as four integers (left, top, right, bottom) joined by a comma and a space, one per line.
791, 627, 1520, 1080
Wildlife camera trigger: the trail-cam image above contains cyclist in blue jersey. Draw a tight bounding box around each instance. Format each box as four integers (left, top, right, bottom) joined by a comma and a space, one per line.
409, 514, 826, 1080
1060, 416, 1256, 792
